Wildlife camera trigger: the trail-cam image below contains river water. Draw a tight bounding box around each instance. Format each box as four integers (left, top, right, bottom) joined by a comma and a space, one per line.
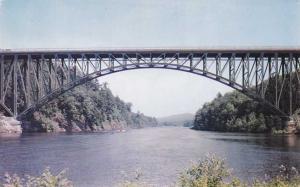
0, 126, 300, 186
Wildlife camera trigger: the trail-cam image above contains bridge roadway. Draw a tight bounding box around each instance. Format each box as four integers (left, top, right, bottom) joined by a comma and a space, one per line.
1, 47, 300, 56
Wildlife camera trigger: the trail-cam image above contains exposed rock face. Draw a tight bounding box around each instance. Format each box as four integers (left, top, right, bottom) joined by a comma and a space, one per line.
292, 111, 300, 134
285, 120, 298, 134
0, 115, 22, 134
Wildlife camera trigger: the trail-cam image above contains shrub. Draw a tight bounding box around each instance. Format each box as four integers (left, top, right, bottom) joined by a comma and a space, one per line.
178, 155, 300, 187
179, 154, 230, 187
1, 168, 73, 187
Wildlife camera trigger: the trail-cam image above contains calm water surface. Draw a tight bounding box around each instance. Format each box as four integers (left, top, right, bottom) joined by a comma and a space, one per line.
0, 126, 300, 186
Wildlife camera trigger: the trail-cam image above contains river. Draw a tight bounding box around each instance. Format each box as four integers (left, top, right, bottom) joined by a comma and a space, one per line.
0, 126, 300, 186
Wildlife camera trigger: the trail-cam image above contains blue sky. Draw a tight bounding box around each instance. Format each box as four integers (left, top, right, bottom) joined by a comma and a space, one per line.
0, 0, 300, 117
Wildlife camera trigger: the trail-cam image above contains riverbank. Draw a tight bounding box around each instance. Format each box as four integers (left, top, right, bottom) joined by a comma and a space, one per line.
21, 117, 132, 133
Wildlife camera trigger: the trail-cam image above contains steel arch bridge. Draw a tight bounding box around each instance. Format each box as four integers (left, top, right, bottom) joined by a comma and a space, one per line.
0, 48, 300, 119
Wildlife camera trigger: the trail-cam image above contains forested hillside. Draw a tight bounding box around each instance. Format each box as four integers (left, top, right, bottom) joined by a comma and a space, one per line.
193, 72, 300, 133
193, 92, 284, 133
22, 81, 157, 132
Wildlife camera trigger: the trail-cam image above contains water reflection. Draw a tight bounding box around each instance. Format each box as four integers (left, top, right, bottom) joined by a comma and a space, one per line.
211, 133, 300, 150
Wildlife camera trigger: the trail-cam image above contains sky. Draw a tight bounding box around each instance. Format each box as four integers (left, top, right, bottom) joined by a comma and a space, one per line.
0, 0, 300, 117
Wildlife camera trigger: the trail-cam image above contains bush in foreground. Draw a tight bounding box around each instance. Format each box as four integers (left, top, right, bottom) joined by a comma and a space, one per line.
179, 154, 230, 187
1, 168, 72, 187
178, 155, 300, 187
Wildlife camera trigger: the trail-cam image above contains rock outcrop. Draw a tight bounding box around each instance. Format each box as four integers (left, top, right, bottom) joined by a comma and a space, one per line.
0, 114, 22, 134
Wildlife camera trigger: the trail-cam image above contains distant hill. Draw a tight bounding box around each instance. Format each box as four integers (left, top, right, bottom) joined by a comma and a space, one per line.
157, 113, 194, 127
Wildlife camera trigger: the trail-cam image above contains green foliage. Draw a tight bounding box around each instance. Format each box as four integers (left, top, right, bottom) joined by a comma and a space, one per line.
179, 155, 230, 187
1, 168, 72, 187
23, 81, 157, 132
179, 155, 300, 187
193, 91, 283, 133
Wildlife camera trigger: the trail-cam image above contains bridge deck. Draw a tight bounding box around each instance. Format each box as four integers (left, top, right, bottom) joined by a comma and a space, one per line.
1, 47, 300, 59
1, 47, 300, 53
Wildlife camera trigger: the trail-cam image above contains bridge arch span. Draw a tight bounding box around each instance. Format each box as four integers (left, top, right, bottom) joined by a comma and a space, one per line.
0, 48, 299, 118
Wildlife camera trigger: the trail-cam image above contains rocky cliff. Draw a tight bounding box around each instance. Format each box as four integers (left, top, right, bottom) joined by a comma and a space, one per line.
0, 114, 22, 134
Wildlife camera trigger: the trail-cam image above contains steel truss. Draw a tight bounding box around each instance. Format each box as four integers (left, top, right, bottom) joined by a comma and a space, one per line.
0, 49, 299, 119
